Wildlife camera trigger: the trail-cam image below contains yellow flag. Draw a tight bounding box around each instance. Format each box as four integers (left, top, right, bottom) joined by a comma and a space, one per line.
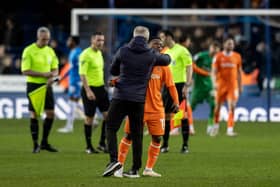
28, 85, 47, 116
170, 99, 186, 129
173, 110, 184, 127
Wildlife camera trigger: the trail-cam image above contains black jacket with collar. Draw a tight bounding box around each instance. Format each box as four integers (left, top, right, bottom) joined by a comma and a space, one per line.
110, 36, 171, 102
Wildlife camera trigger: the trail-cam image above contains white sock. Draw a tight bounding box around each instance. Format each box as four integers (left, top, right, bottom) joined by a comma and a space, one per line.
189, 125, 194, 131
65, 100, 77, 129
206, 125, 213, 133
227, 127, 233, 133
214, 124, 219, 129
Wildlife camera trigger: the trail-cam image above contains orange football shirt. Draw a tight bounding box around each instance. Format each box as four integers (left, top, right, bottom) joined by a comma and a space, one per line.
144, 65, 175, 114
212, 51, 242, 89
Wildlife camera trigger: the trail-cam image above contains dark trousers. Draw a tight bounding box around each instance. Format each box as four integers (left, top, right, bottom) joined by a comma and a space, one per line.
106, 99, 144, 170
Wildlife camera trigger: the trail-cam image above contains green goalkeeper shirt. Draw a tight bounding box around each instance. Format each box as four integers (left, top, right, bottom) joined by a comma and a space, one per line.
165, 44, 192, 83
193, 51, 213, 91
21, 43, 59, 84
79, 47, 104, 87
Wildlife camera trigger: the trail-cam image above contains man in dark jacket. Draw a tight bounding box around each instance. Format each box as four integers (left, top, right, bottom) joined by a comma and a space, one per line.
102, 26, 171, 177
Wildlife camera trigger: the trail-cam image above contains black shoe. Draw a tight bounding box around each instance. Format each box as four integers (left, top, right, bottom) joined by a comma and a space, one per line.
160, 146, 169, 153
85, 146, 99, 154
97, 144, 109, 153
40, 143, 58, 152
181, 145, 189, 154
32, 144, 40, 153
103, 161, 122, 177
123, 169, 140, 178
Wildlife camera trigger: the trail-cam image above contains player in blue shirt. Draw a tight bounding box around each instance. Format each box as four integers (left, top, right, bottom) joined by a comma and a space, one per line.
58, 35, 83, 133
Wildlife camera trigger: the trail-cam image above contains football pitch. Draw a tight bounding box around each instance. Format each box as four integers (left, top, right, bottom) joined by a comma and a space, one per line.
0, 119, 279, 187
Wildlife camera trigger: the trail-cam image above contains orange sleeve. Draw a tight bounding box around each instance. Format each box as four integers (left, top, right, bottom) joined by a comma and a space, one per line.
212, 54, 219, 70
160, 47, 169, 54
168, 85, 179, 105
162, 66, 179, 105
58, 63, 70, 89
193, 63, 210, 76
163, 66, 175, 87
238, 53, 242, 68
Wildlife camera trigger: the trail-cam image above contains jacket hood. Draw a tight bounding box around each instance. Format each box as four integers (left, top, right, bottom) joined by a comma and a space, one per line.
127, 36, 150, 53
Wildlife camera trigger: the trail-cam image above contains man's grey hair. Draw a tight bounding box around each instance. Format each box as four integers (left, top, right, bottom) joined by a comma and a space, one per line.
37, 26, 50, 37
133, 26, 150, 41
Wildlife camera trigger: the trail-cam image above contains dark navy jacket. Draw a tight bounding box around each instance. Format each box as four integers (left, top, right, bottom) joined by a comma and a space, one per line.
110, 36, 171, 102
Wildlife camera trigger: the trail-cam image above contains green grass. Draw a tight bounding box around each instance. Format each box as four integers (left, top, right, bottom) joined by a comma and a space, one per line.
0, 119, 279, 187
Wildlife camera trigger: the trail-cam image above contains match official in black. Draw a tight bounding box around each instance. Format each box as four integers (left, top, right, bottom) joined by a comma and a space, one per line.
103, 26, 171, 177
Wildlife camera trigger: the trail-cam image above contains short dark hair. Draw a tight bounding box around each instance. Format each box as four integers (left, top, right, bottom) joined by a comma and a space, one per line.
148, 36, 161, 43
92, 31, 104, 37
70, 35, 80, 45
163, 30, 174, 39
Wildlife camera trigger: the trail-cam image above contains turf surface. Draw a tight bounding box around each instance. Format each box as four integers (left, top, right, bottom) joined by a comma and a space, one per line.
0, 119, 279, 187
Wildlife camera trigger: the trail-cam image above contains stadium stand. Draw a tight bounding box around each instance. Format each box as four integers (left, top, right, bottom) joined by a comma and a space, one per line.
0, 0, 280, 95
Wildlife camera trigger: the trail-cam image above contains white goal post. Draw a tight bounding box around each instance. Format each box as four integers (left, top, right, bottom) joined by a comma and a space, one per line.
71, 8, 280, 35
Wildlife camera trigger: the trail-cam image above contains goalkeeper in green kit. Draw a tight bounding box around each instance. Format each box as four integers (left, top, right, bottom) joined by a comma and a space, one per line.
190, 41, 220, 135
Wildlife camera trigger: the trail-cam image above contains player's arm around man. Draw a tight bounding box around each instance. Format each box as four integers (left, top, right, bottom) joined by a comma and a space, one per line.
114, 37, 177, 178
103, 26, 171, 178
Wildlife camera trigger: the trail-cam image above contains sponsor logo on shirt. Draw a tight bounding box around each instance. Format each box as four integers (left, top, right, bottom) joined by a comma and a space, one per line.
221, 62, 235, 68
151, 74, 160, 79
